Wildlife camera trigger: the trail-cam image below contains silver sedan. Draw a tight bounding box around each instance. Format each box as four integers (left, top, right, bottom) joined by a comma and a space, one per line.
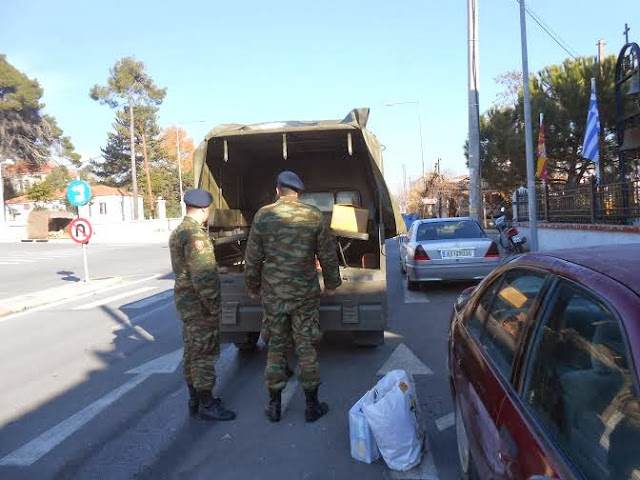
399, 217, 501, 290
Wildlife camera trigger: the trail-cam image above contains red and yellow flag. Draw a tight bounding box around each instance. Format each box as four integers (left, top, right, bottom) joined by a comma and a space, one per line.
536, 115, 549, 182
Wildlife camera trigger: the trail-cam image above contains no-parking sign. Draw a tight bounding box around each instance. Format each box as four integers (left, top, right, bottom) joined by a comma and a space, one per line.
69, 217, 93, 244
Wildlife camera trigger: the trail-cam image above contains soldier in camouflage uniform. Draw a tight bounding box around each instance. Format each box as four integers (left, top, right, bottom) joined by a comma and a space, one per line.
245, 171, 342, 423
169, 188, 236, 421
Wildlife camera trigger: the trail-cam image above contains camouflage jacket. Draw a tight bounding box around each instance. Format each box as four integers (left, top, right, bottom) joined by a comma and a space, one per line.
169, 216, 221, 317
244, 196, 342, 301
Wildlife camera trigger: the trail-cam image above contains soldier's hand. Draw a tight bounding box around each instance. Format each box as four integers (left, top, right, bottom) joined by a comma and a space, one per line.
323, 288, 336, 297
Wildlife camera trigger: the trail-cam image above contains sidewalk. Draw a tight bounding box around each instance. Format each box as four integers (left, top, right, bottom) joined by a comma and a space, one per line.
0, 277, 123, 318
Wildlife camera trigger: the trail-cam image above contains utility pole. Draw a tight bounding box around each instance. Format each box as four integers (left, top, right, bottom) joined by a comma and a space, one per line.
176, 125, 186, 217
402, 163, 407, 213
128, 96, 139, 221
467, 0, 482, 223
519, 0, 539, 251
597, 39, 606, 63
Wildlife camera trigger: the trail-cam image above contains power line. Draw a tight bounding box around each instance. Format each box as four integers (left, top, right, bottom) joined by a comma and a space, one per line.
513, 0, 578, 60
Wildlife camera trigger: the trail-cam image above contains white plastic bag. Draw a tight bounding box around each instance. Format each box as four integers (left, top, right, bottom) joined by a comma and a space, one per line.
349, 388, 381, 464
362, 369, 424, 471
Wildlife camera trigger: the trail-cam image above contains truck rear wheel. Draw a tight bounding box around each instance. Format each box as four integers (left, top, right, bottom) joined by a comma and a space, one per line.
354, 330, 384, 347
234, 332, 260, 352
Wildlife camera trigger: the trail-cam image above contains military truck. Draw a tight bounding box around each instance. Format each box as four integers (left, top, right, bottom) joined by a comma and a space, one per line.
192, 108, 405, 348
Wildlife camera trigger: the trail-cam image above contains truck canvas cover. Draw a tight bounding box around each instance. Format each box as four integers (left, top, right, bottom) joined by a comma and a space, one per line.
192, 108, 406, 238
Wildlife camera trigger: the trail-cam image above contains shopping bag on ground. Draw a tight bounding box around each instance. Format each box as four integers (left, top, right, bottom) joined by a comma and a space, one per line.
362, 369, 424, 471
349, 388, 381, 464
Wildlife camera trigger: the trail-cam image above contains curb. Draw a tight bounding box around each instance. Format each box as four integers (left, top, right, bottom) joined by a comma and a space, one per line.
0, 276, 123, 318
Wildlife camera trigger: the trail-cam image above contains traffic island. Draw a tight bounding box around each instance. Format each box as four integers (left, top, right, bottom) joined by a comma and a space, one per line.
0, 276, 123, 318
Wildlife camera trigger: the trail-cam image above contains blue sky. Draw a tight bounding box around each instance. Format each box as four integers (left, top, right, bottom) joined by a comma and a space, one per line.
1, 0, 637, 193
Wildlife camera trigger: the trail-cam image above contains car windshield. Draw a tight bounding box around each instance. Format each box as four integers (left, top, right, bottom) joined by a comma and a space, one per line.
416, 220, 484, 241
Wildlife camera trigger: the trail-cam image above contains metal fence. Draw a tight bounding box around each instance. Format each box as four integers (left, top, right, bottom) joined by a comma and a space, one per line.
515, 180, 640, 225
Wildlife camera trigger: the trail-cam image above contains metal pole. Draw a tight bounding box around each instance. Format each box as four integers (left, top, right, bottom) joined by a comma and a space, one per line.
176, 125, 186, 217
468, 0, 482, 223
0, 163, 5, 225
519, 0, 539, 251
417, 104, 425, 179
128, 97, 139, 221
82, 243, 90, 282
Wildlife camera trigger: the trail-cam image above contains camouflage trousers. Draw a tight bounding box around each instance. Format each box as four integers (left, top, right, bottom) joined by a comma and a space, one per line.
263, 296, 322, 391
179, 307, 220, 392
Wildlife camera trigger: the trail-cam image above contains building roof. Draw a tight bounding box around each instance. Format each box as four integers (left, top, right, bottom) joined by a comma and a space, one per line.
5, 185, 134, 204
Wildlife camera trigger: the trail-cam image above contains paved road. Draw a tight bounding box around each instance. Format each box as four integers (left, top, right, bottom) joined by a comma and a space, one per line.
0, 242, 171, 299
0, 240, 472, 479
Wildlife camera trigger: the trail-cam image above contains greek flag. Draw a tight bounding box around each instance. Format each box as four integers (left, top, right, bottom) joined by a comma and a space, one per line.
582, 78, 600, 165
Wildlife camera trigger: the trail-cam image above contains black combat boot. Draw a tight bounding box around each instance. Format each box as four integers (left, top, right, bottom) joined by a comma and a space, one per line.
265, 389, 282, 422
187, 383, 199, 415
304, 387, 329, 422
196, 391, 236, 421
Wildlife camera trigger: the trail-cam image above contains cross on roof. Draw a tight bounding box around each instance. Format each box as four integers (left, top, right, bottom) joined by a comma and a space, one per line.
624, 23, 631, 44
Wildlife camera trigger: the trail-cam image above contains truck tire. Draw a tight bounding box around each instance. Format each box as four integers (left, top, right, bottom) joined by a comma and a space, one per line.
354, 330, 384, 347
234, 332, 260, 352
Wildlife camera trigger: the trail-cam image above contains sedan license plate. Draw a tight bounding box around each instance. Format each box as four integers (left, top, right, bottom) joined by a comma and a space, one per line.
440, 249, 474, 259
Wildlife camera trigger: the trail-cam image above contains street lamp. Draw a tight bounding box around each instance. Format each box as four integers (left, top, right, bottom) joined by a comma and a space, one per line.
0, 159, 16, 225
385, 101, 425, 178
175, 120, 205, 217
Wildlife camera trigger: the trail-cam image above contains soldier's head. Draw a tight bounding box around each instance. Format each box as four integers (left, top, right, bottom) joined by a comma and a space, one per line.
276, 170, 304, 198
184, 189, 213, 224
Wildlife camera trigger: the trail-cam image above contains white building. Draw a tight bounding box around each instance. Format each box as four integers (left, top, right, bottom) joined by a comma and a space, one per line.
5, 185, 144, 224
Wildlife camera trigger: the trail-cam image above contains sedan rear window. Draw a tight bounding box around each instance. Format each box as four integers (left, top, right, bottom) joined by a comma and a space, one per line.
416, 220, 484, 241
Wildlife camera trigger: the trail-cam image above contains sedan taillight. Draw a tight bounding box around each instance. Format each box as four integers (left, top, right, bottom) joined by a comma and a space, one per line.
485, 242, 500, 258
414, 245, 430, 261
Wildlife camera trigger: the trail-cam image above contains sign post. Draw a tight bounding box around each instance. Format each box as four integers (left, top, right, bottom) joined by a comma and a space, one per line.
66, 180, 92, 282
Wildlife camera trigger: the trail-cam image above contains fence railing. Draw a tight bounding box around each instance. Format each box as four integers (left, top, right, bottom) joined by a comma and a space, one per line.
515, 180, 640, 225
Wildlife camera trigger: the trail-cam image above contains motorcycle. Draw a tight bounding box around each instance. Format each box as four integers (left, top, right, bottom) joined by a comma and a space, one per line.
491, 208, 527, 254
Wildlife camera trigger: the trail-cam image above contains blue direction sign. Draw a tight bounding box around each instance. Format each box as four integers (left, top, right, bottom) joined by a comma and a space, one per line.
66, 180, 92, 207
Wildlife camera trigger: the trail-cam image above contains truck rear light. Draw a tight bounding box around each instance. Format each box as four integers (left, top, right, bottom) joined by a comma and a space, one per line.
414, 245, 430, 261
485, 242, 500, 258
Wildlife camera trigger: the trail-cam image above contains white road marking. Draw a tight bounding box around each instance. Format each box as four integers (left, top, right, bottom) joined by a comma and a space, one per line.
0, 348, 183, 467
390, 435, 439, 479
377, 343, 434, 376
404, 286, 430, 304
133, 325, 155, 341
127, 290, 173, 309
130, 300, 174, 323
435, 412, 455, 432
74, 287, 157, 310
280, 377, 300, 415
0, 274, 165, 323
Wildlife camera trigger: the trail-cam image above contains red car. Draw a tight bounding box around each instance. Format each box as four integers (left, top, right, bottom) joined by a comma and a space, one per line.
448, 244, 640, 479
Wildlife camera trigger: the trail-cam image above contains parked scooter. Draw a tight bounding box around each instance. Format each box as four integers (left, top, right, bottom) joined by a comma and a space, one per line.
491, 207, 527, 254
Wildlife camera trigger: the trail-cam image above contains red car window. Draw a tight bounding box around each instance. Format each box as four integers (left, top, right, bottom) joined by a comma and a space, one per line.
522, 281, 640, 479
472, 270, 547, 379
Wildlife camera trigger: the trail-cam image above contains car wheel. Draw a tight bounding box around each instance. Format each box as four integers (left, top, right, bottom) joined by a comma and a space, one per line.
407, 277, 419, 291
456, 399, 477, 480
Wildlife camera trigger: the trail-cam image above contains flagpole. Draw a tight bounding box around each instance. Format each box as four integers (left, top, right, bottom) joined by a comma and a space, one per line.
592, 78, 602, 185
540, 112, 546, 189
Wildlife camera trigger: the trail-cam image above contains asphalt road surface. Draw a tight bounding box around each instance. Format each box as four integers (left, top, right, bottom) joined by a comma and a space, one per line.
0, 240, 472, 479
